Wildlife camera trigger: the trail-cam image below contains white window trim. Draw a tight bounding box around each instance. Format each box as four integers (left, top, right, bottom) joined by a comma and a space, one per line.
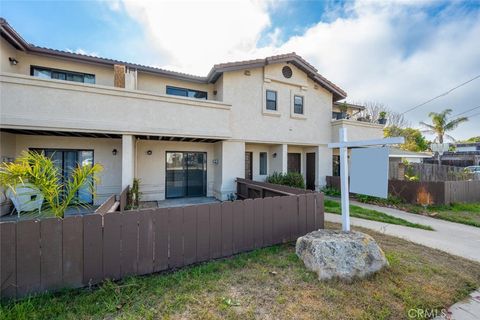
262, 85, 281, 117
290, 90, 307, 120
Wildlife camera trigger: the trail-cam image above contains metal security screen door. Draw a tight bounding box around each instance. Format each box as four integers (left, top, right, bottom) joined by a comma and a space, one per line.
166, 152, 207, 198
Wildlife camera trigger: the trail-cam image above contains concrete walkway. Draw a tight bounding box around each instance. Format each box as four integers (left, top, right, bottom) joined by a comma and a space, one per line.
326, 200, 480, 320
325, 200, 480, 263
434, 289, 480, 320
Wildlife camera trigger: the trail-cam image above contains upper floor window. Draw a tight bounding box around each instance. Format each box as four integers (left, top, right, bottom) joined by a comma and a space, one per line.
166, 86, 207, 100
31, 66, 95, 84
332, 111, 343, 120
294, 95, 304, 114
266, 90, 277, 111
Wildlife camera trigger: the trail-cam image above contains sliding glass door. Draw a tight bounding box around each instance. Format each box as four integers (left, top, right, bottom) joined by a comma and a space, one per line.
32, 148, 94, 204
166, 152, 207, 198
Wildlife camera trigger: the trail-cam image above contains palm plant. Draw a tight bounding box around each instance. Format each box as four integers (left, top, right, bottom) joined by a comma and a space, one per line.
420, 109, 468, 143
0, 151, 103, 218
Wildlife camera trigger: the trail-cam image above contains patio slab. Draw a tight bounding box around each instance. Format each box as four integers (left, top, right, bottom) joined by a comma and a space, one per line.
156, 197, 220, 208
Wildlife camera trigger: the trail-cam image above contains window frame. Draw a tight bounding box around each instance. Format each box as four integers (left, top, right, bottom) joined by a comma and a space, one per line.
265, 89, 277, 111
259, 152, 268, 175
166, 85, 208, 100
293, 95, 304, 115
30, 65, 96, 84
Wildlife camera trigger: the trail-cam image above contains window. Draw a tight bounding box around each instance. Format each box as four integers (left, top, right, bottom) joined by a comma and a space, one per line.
266, 90, 277, 111
31, 66, 95, 84
259, 152, 267, 175
30, 148, 95, 203
294, 95, 304, 114
166, 86, 207, 100
332, 111, 343, 120
332, 155, 340, 176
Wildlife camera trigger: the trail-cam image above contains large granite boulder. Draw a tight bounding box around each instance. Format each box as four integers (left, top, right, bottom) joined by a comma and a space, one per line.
296, 230, 388, 281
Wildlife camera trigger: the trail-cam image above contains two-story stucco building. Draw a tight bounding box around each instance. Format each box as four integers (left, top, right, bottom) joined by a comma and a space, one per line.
0, 18, 384, 212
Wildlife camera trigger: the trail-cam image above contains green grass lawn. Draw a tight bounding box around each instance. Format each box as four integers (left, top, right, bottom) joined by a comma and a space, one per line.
398, 202, 480, 228
1, 223, 478, 320
324, 199, 434, 230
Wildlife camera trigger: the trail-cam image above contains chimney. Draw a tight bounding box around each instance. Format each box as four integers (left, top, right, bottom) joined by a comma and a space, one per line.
114, 64, 126, 88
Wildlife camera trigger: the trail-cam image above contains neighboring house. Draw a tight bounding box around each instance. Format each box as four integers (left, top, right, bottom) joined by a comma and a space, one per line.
432, 142, 480, 167
0, 18, 384, 213
388, 147, 432, 164
332, 101, 364, 120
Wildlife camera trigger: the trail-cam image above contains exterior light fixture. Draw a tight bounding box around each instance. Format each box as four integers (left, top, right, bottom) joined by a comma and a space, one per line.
112, 149, 118, 156
9, 57, 18, 65
272, 153, 277, 158
244, 70, 251, 76
212, 159, 219, 165
146, 150, 153, 155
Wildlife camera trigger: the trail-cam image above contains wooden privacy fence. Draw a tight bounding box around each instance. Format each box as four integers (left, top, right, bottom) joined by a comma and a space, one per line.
389, 162, 477, 181
0, 193, 324, 300
326, 176, 480, 205
236, 178, 313, 199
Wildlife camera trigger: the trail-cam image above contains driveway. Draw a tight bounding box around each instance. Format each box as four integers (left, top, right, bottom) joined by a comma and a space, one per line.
325, 200, 480, 263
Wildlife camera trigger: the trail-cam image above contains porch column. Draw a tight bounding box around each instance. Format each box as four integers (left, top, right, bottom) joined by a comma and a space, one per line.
213, 140, 245, 200
315, 145, 332, 190
122, 134, 135, 189
269, 144, 288, 174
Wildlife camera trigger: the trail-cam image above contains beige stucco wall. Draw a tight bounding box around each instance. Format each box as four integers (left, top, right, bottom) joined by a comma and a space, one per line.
222, 63, 333, 145
331, 119, 384, 142
135, 140, 216, 201
12, 135, 122, 204
0, 73, 232, 138
0, 38, 114, 86
0, 131, 16, 161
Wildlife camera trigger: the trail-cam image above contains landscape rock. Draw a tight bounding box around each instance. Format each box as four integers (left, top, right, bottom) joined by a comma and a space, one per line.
296, 230, 388, 281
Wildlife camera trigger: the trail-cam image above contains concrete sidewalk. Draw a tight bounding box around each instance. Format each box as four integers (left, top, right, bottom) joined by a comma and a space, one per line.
434, 289, 480, 320
325, 200, 480, 320
325, 200, 480, 263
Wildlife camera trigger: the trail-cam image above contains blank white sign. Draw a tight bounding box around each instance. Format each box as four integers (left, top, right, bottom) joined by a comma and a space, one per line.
350, 147, 389, 198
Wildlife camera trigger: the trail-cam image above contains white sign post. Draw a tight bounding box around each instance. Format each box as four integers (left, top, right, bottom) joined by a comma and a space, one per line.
328, 128, 404, 232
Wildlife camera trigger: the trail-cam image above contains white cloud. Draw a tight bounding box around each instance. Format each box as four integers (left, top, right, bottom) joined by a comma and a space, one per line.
115, 0, 480, 139
118, 0, 273, 74
66, 48, 100, 57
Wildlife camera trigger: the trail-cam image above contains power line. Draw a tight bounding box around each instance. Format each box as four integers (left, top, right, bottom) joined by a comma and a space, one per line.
451, 105, 480, 118
401, 74, 480, 115
466, 111, 480, 119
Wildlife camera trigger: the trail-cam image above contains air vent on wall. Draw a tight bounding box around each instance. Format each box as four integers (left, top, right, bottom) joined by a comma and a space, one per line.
282, 66, 292, 78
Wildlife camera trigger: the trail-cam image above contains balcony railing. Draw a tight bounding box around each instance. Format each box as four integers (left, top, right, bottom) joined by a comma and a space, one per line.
331, 118, 384, 142
0, 73, 232, 139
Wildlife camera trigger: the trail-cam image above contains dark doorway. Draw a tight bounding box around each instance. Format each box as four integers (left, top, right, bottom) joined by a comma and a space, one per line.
245, 152, 253, 180
166, 152, 207, 198
288, 153, 301, 173
306, 153, 316, 190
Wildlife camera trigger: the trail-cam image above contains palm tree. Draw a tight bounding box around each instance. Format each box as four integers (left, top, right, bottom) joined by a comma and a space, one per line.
0, 151, 103, 217
420, 109, 468, 143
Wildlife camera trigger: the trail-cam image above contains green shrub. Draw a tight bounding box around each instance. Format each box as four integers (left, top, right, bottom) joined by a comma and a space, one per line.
266, 172, 305, 189
320, 186, 341, 197
266, 172, 284, 185
355, 193, 404, 205
282, 172, 305, 189
0, 151, 103, 217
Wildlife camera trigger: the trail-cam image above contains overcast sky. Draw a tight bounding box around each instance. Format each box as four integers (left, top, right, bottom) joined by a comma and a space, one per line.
1, 0, 479, 140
